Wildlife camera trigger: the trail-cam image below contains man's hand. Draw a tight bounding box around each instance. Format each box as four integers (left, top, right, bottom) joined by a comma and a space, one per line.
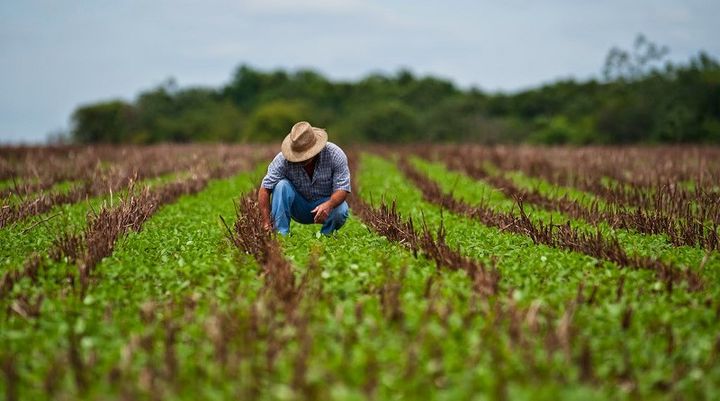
311, 201, 334, 223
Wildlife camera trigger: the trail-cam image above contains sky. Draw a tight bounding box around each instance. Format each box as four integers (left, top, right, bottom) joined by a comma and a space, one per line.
1, 0, 719, 144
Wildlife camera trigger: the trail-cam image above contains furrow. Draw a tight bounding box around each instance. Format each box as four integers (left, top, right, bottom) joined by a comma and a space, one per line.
423, 145, 720, 226
0, 166, 270, 399
2, 152, 263, 301
424, 152, 720, 251
0, 145, 269, 229
347, 152, 500, 297
396, 156, 703, 291
48, 155, 262, 296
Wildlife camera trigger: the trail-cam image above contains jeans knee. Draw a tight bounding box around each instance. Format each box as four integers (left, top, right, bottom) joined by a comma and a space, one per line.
330, 202, 349, 223
337, 202, 349, 218
273, 179, 293, 194
321, 202, 349, 235
273, 179, 295, 202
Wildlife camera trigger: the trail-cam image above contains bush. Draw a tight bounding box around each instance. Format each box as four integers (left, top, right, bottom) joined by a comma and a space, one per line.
344, 101, 420, 143
529, 116, 596, 145
243, 100, 311, 142
71, 100, 136, 144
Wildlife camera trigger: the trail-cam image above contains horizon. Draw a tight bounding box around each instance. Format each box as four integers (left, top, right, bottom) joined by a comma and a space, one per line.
2, 0, 719, 144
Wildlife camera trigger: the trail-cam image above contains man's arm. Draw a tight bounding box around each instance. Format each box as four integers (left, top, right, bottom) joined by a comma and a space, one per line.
258, 187, 273, 231
258, 153, 287, 231
311, 190, 348, 224
327, 189, 348, 208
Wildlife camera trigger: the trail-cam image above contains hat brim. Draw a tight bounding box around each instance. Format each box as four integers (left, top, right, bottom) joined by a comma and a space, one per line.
281, 127, 328, 162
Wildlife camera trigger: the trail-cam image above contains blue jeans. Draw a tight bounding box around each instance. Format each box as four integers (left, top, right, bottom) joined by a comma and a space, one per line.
271, 179, 349, 235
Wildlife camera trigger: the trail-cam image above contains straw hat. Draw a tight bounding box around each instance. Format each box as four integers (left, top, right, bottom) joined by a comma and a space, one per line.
281, 121, 328, 162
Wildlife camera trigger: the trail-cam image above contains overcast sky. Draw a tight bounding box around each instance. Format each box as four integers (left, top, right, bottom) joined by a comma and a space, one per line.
1, 0, 719, 144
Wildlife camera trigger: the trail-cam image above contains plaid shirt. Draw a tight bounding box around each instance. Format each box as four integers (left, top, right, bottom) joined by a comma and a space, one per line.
261, 142, 351, 201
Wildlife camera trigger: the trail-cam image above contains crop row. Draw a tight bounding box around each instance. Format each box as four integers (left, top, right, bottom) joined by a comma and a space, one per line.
351, 153, 716, 396
357, 153, 720, 398
417, 145, 720, 189
1, 160, 268, 399
424, 150, 720, 252
218, 167, 605, 399
0, 145, 273, 229
1, 150, 265, 306
411, 145, 720, 226
1, 146, 719, 400
346, 153, 500, 297
0, 144, 259, 187
396, 156, 703, 291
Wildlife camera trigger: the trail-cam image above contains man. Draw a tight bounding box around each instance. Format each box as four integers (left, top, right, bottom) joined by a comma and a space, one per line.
259, 121, 351, 235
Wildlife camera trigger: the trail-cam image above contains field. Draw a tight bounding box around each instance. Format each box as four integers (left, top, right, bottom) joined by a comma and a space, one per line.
1, 144, 719, 400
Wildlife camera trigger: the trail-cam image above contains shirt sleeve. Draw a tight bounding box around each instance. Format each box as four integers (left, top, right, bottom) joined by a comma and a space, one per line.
331, 147, 352, 193
261, 152, 287, 190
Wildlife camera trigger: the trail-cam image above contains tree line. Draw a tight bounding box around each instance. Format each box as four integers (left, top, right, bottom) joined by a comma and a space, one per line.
70, 36, 720, 144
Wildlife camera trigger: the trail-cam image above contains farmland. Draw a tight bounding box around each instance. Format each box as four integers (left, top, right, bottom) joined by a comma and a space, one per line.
1, 144, 719, 400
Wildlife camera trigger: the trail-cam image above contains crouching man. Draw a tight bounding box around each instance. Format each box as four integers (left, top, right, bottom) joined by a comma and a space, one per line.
258, 121, 351, 236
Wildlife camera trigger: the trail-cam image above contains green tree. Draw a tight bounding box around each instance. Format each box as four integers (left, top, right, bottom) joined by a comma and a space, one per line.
529, 116, 596, 145
223, 65, 289, 109
67, 39, 720, 145
345, 101, 420, 143
71, 100, 135, 143
243, 100, 310, 142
